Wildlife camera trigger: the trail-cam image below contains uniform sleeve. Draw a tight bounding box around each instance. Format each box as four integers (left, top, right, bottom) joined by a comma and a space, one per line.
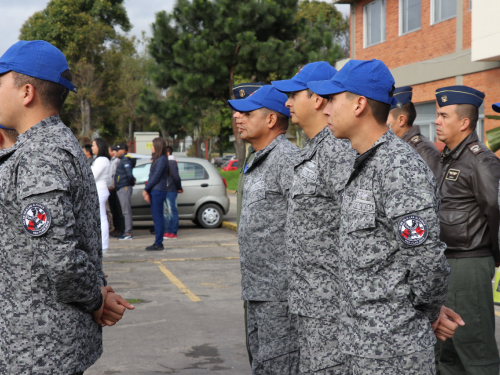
145, 156, 166, 193
471, 157, 500, 262
419, 146, 442, 179
17, 150, 104, 312
278, 151, 296, 197
383, 164, 450, 323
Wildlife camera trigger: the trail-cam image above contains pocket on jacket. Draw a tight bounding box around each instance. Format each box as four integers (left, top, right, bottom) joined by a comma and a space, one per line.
440, 210, 469, 248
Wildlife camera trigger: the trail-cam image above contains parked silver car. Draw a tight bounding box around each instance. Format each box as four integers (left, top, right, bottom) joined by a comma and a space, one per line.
131, 157, 230, 228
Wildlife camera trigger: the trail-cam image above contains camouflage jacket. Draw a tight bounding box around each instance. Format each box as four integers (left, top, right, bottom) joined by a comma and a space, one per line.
338, 129, 450, 359
286, 126, 355, 318
239, 134, 298, 301
0, 116, 106, 374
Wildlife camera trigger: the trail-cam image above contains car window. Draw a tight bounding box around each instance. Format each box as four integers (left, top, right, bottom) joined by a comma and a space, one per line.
221, 160, 230, 167
133, 163, 151, 184
178, 162, 209, 180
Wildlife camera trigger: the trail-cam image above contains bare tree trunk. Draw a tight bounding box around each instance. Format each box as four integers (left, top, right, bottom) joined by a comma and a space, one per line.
128, 120, 133, 140
80, 97, 91, 137
228, 50, 246, 169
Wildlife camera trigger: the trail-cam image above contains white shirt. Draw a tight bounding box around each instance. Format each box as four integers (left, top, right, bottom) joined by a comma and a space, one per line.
91, 156, 111, 191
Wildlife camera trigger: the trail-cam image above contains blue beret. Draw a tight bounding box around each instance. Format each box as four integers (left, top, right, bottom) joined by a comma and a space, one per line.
232, 82, 264, 100
391, 86, 413, 110
493, 103, 500, 113
435, 85, 485, 108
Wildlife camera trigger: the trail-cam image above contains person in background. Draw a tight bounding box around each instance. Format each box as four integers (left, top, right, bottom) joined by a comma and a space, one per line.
91, 138, 111, 253
164, 145, 182, 239
0, 124, 18, 150
83, 143, 94, 166
143, 138, 169, 251
108, 145, 124, 237
114, 143, 136, 240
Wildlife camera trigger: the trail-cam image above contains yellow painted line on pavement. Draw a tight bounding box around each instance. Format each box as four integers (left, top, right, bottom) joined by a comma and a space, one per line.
153, 261, 201, 302
495, 310, 500, 317
103, 256, 239, 264
222, 221, 238, 232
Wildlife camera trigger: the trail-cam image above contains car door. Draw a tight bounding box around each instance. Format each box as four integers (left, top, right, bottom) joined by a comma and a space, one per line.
131, 161, 152, 218
177, 161, 210, 216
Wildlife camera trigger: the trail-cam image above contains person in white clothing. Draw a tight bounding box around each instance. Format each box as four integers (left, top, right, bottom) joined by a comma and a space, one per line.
91, 138, 111, 252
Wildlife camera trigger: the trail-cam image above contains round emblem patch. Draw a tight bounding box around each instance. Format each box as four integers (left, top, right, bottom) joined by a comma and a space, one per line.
398, 215, 428, 246
22, 203, 52, 237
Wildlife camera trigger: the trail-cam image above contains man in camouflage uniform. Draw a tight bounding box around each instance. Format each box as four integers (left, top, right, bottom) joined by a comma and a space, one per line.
308, 59, 451, 374
387, 86, 441, 177
0, 41, 133, 374
228, 85, 299, 374
272, 61, 355, 374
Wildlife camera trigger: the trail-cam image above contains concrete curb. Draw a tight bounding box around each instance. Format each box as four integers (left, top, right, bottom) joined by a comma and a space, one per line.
228, 189, 237, 194
222, 221, 238, 232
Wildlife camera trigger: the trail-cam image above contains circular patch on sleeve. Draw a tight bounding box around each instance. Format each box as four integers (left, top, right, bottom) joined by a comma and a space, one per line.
22, 203, 52, 237
398, 214, 428, 246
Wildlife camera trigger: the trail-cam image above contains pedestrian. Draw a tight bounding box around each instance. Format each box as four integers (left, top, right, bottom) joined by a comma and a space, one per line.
164, 145, 182, 239
0, 124, 18, 150
114, 143, 136, 240
83, 143, 94, 166
228, 85, 300, 374
232, 81, 264, 367
308, 59, 452, 374
108, 145, 125, 237
387, 86, 441, 177
0, 40, 134, 374
91, 138, 111, 253
143, 137, 169, 251
272, 61, 355, 374
434, 86, 500, 375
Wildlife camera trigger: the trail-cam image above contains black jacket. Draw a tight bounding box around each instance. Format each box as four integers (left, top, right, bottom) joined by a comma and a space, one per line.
145, 155, 169, 193
114, 154, 136, 190
401, 125, 441, 178
166, 160, 182, 192
439, 131, 500, 261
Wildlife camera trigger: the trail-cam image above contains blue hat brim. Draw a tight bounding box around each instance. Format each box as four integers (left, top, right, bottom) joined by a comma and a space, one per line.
493, 103, 500, 113
307, 80, 345, 97
228, 99, 263, 113
0, 64, 11, 75
271, 79, 308, 93
0, 124, 12, 129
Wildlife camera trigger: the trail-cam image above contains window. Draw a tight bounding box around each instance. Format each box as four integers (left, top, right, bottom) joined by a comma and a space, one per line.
132, 163, 151, 185
364, 0, 386, 47
433, 0, 456, 24
178, 162, 208, 180
400, 0, 421, 35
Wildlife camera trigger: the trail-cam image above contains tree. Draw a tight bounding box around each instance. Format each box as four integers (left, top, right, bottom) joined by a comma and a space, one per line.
147, 0, 345, 167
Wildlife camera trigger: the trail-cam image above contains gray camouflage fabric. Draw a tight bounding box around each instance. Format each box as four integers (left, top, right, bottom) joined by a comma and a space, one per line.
346, 347, 435, 375
0, 116, 106, 374
286, 126, 355, 318
247, 301, 299, 374
239, 134, 299, 301
338, 129, 450, 359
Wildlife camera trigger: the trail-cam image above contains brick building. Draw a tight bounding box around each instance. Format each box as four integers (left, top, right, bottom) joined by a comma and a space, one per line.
333, 0, 500, 149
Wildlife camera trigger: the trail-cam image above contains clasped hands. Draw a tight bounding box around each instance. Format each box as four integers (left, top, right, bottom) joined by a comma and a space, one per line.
92, 286, 135, 327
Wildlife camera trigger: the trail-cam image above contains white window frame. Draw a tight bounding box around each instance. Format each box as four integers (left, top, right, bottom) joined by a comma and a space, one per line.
431, 0, 457, 25
399, 0, 421, 36
363, 0, 386, 48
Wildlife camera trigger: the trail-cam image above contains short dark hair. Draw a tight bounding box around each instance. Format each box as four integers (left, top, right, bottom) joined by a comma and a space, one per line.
166, 146, 173, 155
260, 108, 289, 131
118, 143, 128, 152
83, 144, 93, 155
0, 128, 18, 144
94, 138, 110, 160
454, 104, 479, 131
12, 70, 73, 112
346, 92, 391, 125
390, 102, 417, 126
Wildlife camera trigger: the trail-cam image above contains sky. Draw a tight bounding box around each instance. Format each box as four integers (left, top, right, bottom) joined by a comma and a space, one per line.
0, 0, 350, 55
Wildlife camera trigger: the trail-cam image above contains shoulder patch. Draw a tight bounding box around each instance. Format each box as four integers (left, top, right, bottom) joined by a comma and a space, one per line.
410, 135, 422, 145
22, 203, 52, 237
398, 214, 428, 246
468, 143, 484, 156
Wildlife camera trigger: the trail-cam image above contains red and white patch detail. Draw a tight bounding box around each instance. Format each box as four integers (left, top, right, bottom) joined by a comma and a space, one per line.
22, 203, 52, 237
397, 214, 428, 246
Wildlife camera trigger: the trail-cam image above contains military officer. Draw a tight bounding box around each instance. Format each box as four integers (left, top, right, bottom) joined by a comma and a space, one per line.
434, 86, 500, 375
387, 86, 441, 177
272, 61, 356, 374
0, 40, 133, 374
232, 81, 263, 367
228, 85, 299, 374
308, 59, 451, 374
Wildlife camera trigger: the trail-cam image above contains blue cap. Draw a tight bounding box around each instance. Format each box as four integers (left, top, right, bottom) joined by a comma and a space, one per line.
391, 86, 413, 109
435, 85, 484, 108
493, 103, 500, 113
308, 59, 398, 106
232, 82, 264, 99
228, 85, 290, 117
0, 40, 77, 93
271, 62, 337, 93
0, 125, 11, 130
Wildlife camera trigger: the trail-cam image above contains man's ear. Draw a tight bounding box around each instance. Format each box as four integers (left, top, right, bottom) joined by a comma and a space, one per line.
313, 94, 326, 110
267, 112, 278, 129
398, 114, 408, 127
353, 95, 368, 118
22, 83, 36, 107
460, 117, 471, 132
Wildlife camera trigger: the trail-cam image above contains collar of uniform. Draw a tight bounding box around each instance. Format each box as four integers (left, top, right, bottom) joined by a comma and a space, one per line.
353, 129, 392, 168
303, 125, 330, 159
248, 134, 287, 170
442, 131, 479, 161
16, 115, 61, 145
401, 125, 421, 143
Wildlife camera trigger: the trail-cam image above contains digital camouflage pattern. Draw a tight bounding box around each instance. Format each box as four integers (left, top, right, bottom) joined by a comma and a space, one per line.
239, 134, 299, 301
338, 129, 450, 359
0, 116, 106, 374
247, 301, 299, 374
401, 125, 441, 178
286, 126, 355, 318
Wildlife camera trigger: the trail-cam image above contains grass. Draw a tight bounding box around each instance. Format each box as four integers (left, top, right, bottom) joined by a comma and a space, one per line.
126, 298, 143, 304
217, 167, 240, 191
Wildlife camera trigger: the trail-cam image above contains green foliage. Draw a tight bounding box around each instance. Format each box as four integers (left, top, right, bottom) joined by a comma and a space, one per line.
218, 168, 240, 191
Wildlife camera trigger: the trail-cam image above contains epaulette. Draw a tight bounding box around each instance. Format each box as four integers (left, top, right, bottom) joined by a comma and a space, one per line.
468, 142, 487, 160
410, 135, 422, 145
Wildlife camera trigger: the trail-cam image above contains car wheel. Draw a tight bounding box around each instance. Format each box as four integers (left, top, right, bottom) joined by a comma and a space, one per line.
197, 203, 223, 229
192, 218, 200, 226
